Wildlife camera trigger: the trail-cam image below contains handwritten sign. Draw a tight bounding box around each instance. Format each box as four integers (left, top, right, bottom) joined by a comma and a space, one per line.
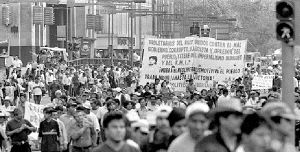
252, 75, 274, 90
24, 102, 44, 128
140, 37, 247, 91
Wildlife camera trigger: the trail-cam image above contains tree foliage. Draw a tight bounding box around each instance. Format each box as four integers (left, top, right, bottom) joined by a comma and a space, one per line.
182, 0, 280, 55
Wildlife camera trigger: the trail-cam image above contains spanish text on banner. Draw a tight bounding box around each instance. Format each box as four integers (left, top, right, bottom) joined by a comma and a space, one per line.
140, 37, 247, 92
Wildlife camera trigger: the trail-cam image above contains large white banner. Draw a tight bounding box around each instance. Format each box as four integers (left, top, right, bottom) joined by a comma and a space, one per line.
24, 102, 44, 128
252, 75, 274, 90
140, 37, 247, 92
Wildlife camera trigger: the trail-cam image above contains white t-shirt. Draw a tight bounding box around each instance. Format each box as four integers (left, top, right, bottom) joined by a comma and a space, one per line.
32, 82, 44, 95
87, 112, 100, 132
79, 76, 87, 85
13, 59, 22, 68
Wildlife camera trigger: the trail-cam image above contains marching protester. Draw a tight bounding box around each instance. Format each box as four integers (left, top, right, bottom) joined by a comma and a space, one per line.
70, 110, 97, 152
92, 111, 141, 152
168, 102, 210, 152
194, 97, 244, 152
38, 107, 61, 152
0, 24, 299, 152
6, 108, 36, 152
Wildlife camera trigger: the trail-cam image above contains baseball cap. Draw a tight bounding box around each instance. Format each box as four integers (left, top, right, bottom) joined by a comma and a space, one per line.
66, 102, 77, 108
155, 106, 172, 118
44, 107, 56, 114
82, 102, 92, 110
185, 102, 210, 118
131, 119, 150, 134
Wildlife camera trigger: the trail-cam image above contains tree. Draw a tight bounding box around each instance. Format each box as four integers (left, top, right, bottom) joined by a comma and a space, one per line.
182, 0, 280, 55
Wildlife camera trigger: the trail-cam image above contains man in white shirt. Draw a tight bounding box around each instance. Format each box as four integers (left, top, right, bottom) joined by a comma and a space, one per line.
62, 73, 72, 96
32, 78, 44, 104
82, 103, 100, 132
217, 88, 231, 103
90, 99, 101, 119
53, 106, 68, 151
13, 56, 23, 68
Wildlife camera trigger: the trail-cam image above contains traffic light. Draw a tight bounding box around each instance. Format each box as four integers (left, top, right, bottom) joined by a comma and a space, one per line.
276, 0, 294, 43
68, 42, 73, 51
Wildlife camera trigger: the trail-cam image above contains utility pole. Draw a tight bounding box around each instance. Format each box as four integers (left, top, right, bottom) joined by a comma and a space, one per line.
130, 1, 134, 67
138, 3, 142, 64
276, 0, 296, 144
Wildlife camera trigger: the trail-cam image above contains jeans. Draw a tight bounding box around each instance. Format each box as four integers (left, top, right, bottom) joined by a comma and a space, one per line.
11, 143, 31, 152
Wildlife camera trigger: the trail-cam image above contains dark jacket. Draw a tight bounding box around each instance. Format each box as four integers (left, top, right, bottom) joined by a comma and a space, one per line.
194, 132, 241, 152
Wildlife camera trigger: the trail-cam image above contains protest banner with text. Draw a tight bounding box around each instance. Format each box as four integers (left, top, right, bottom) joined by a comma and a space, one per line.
24, 102, 44, 128
140, 37, 247, 92
252, 75, 274, 90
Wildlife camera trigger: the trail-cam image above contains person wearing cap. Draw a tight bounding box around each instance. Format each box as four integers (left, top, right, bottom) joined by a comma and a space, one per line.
82, 102, 101, 133
6, 108, 36, 152
60, 101, 77, 152
167, 108, 186, 145
31, 77, 44, 104
261, 102, 298, 152
70, 109, 97, 151
168, 102, 210, 152
235, 113, 272, 152
195, 97, 244, 152
39, 107, 61, 152
131, 119, 150, 152
148, 106, 172, 152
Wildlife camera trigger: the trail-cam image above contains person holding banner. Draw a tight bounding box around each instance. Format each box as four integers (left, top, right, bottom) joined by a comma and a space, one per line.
6, 108, 36, 152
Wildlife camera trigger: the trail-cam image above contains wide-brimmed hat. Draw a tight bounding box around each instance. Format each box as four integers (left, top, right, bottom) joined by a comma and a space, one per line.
209, 97, 243, 117
186, 102, 210, 118
261, 102, 300, 120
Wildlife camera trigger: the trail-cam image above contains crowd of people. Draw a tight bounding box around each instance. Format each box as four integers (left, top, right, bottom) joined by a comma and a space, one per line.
0, 55, 298, 152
